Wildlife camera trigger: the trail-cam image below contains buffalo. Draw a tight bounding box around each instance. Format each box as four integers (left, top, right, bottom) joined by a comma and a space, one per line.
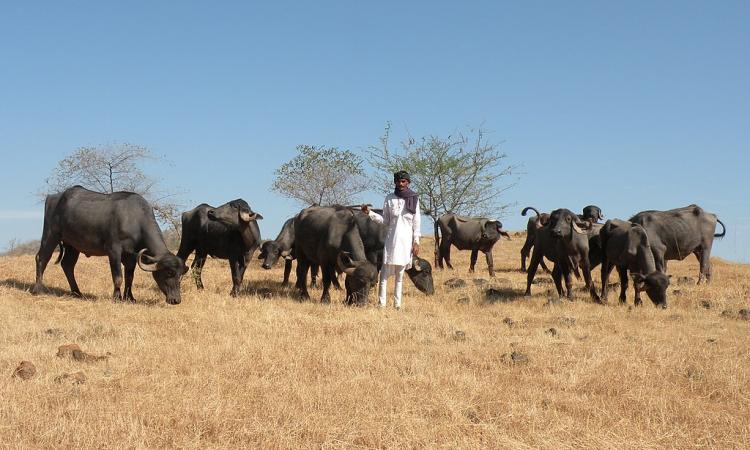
31, 186, 187, 304
599, 219, 670, 307
293, 206, 378, 305
257, 216, 325, 288
629, 204, 725, 283
437, 213, 511, 277
524, 208, 600, 301
177, 199, 262, 296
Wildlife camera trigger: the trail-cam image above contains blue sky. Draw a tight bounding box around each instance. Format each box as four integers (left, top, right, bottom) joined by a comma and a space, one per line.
1, 1, 748, 262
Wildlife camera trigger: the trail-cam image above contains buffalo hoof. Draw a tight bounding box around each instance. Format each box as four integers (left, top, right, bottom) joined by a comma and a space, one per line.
71, 290, 83, 298
30, 284, 43, 295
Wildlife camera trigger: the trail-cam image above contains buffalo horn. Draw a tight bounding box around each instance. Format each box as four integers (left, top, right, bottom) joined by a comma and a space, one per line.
137, 249, 159, 272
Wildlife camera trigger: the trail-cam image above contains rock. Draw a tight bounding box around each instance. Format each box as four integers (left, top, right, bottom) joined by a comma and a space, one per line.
57, 344, 82, 358
485, 288, 512, 303
700, 300, 712, 309
454, 330, 466, 341
739, 309, 750, 321
54, 371, 87, 384
12, 361, 36, 380
72, 349, 108, 363
502, 317, 515, 327
557, 316, 576, 327
510, 351, 528, 364
45, 328, 64, 337
706, 338, 717, 344
444, 278, 467, 289
546, 327, 558, 337
457, 297, 470, 305
672, 289, 682, 296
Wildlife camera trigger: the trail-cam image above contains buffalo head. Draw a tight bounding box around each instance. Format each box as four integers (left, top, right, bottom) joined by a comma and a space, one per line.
207, 199, 262, 227
137, 249, 188, 305
338, 251, 378, 306
581, 205, 604, 223
632, 272, 671, 308
258, 240, 292, 270
481, 220, 510, 242
405, 256, 435, 295
548, 208, 592, 239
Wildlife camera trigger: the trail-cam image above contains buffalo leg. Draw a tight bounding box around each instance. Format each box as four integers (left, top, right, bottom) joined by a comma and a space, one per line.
229, 256, 245, 297
520, 236, 533, 272
60, 245, 82, 297
524, 249, 545, 296
484, 250, 495, 277
108, 249, 124, 301
191, 254, 207, 290
600, 259, 614, 303
552, 264, 565, 299
439, 239, 454, 269
31, 238, 60, 295
282, 259, 293, 286
581, 257, 600, 302
295, 258, 310, 300
617, 266, 633, 305
121, 252, 137, 302
540, 258, 552, 274
469, 249, 478, 273
320, 265, 334, 304
696, 248, 712, 284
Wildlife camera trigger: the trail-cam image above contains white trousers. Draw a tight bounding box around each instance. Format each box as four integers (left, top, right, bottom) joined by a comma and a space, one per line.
378, 264, 406, 308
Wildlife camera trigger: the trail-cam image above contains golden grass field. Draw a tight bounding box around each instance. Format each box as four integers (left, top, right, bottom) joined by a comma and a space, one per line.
1, 235, 749, 449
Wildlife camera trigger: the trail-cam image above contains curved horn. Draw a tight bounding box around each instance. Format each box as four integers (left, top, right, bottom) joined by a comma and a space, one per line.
337, 252, 357, 275
521, 206, 542, 217
137, 249, 159, 272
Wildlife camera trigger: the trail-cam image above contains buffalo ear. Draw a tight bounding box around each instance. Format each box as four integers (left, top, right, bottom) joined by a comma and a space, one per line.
539, 214, 550, 226
254, 213, 263, 220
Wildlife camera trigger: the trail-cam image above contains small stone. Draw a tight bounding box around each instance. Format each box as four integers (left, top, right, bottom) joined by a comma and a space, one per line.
454, 330, 466, 341
706, 338, 717, 344
502, 317, 515, 327
457, 297, 470, 305
739, 309, 750, 321
45, 328, 63, 337
721, 310, 734, 318
557, 316, 576, 327
57, 344, 82, 358
672, 289, 682, 296
510, 351, 528, 364
700, 300, 712, 309
12, 361, 36, 380
546, 327, 558, 337
54, 371, 86, 384
445, 278, 467, 289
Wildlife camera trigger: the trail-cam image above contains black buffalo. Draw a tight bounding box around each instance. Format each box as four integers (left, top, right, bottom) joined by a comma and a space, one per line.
520, 205, 604, 273
599, 219, 670, 307
31, 186, 187, 304
257, 216, 325, 288
177, 199, 262, 296
524, 208, 600, 301
437, 213, 511, 277
629, 204, 726, 283
293, 206, 378, 305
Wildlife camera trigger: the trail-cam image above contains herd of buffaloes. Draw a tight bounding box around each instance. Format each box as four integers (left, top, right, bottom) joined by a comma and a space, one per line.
29, 185, 726, 308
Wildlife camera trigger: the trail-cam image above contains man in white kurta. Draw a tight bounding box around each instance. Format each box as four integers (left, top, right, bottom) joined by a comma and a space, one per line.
364, 171, 421, 309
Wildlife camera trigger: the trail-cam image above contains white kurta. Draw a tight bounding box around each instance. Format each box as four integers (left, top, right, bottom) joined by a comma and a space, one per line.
368, 193, 421, 266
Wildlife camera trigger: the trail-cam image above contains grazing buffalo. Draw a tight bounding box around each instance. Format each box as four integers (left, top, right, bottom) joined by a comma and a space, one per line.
520, 205, 604, 273
31, 186, 187, 304
437, 213, 511, 277
524, 208, 600, 301
599, 219, 670, 307
629, 205, 726, 283
257, 216, 324, 288
177, 199, 262, 296
293, 206, 378, 305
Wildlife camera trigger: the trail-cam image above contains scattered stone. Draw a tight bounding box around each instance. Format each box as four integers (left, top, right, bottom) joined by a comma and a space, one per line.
472, 279, 488, 287
12, 361, 36, 380
672, 289, 682, 296
739, 309, 750, 321
45, 328, 64, 337
485, 288, 513, 303
541, 399, 551, 409
444, 278, 467, 289
502, 317, 515, 327
54, 371, 87, 385
557, 316, 576, 327
453, 330, 466, 341
706, 338, 717, 344
510, 351, 528, 364
721, 310, 734, 318
457, 297, 470, 305
546, 327, 558, 337
677, 276, 695, 285
57, 344, 82, 358
699, 300, 712, 309
464, 409, 480, 424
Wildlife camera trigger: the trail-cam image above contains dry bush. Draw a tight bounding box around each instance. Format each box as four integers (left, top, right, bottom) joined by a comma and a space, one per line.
1, 236, 749, 449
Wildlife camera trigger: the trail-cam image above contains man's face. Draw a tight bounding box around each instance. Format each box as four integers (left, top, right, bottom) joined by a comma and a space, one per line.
395, 177, 410, 191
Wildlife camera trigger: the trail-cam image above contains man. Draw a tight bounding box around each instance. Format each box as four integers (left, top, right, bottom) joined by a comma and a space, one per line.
362, 170, 421, 309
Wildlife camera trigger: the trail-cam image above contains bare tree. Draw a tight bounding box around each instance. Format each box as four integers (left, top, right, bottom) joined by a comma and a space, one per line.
368, 122, 519, 265
40, 143, 184, 235
272, 145, 369, 206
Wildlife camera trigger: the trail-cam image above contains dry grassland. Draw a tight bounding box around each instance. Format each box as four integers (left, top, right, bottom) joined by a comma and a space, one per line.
1, 235, 749, 449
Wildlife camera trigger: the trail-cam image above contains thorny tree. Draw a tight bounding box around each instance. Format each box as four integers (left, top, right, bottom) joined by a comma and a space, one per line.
368, 122, 518, 265
41, 143, 184, 236
272, 145, 369, 206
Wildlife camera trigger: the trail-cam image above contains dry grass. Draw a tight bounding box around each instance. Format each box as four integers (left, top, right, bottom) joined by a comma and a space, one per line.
1, 235, 749, 449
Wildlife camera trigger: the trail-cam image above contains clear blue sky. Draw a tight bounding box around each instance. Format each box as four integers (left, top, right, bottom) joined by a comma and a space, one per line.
1, 1, 748, 262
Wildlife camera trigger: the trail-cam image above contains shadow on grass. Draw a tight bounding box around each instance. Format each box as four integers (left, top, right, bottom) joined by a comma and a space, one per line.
0, 278, 89, 299
482, 287, 526, 305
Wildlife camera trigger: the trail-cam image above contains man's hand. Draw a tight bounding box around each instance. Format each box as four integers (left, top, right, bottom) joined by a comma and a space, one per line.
412, 242, 419, 257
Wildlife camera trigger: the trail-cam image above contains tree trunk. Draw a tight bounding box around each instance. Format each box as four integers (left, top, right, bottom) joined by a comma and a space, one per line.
433, 215, 440, 267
